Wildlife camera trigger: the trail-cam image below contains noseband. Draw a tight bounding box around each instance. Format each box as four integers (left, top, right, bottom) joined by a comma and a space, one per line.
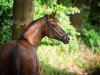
46, 16, 67, 41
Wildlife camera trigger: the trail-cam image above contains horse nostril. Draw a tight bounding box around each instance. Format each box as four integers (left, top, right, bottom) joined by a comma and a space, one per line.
67, 37, 71, 42
68, 38, 70, 41
62, 34, 71, 42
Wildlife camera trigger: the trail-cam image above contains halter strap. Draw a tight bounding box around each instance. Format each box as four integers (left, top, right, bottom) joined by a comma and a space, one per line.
46, 16, 66, 40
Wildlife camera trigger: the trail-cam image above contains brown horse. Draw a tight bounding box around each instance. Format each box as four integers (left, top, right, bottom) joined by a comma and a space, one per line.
0, 12, 70, 75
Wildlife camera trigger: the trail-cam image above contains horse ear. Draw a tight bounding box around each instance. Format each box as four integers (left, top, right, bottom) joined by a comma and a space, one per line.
49, 11, 56, 18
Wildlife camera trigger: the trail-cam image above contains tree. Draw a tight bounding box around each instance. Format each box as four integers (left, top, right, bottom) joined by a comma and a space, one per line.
12, 0, 34, 39
70, 0, 84, 30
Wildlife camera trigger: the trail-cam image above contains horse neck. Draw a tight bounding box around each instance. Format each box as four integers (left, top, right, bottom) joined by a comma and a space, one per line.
19, 16, 47, 48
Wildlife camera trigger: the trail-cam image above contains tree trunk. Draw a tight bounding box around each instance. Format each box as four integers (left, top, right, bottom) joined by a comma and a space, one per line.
70, 0, 84, 30
12, 0, 34, 39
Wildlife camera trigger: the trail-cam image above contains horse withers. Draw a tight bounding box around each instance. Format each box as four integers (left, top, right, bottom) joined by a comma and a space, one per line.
0, 12, 71, 75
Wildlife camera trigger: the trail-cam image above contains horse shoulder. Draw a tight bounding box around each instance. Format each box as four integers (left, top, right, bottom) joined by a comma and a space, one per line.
17, 40, 40, 75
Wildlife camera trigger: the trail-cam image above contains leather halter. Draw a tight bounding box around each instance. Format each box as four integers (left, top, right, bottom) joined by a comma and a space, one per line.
46, 16, 67, 41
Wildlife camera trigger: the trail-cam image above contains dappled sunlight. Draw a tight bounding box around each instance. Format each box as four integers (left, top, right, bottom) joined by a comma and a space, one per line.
37, 42, 100, 75
40, 61, 77, 75
0, 0, 100, 75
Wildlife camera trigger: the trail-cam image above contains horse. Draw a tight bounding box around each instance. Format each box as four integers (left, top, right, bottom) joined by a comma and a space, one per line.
0, 12, 71, 75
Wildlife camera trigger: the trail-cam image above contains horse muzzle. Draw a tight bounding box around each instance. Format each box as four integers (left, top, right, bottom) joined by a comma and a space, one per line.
61, 34, 71, 44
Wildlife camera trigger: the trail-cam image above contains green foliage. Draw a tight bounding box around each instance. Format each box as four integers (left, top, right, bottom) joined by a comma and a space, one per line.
0, 0, 100, 74
89, 64, 100, 75
57, 0, 72, 6
37, 43, 93, 75
82, 3, 100, 52
34, 0, 79, 46
0, 0, 13, 45
81, 22, 100, 52
39, 0, 57, 6
41, 62, 77, 75
0, 0, 99, 52
74, 57, 90, 70
37, 45, 79, 75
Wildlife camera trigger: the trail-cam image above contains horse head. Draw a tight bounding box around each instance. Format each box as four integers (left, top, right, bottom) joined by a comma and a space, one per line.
44, 12, 71, 44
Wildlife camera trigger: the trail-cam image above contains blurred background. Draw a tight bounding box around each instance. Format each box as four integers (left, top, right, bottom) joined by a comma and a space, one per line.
0, 0, 100, 75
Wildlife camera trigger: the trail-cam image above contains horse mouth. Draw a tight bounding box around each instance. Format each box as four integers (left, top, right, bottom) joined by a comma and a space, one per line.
55, 36, 71, 44
62, 40, 69, 44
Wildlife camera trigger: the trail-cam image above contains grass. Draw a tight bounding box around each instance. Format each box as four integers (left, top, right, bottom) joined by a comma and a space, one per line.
0, 0, 100, 74
88, 64, 100, 75
37, 39, 100, 75
40, 62, 77, 75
